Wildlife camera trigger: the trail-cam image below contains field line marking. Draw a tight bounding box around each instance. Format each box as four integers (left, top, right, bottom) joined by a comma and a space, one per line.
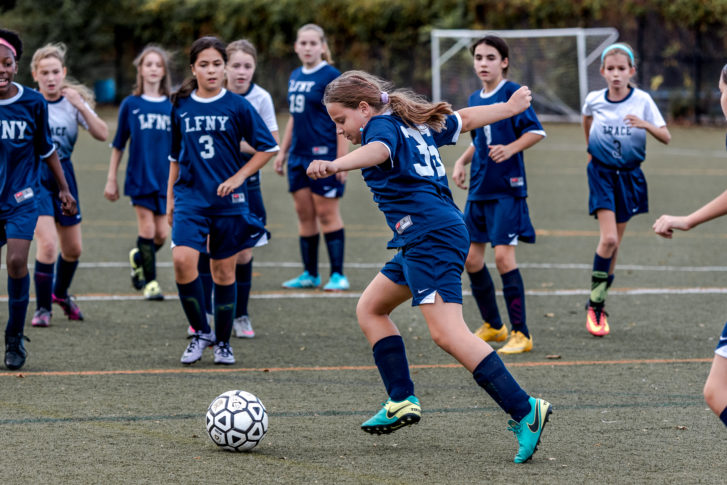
0, 357, 711, 378
6, 261, 727, 272
5, 286, 727, 302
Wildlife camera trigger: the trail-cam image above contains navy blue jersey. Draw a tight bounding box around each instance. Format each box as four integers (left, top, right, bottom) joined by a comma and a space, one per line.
169, 89, 278, 216
0, 83, 55, 214
361, 113, 464, 248
111, 95, 172, 197
287, 62, 339, 158
468, 80, 545, 201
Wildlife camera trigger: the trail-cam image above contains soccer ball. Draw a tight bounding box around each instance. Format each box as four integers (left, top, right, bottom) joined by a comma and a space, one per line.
205, 390, 268, 452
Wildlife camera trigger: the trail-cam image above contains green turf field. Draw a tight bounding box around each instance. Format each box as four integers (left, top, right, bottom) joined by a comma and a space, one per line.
2, 116, 726, 484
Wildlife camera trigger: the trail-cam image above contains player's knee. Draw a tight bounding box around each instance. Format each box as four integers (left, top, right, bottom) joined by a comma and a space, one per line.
704, 380, 719, 411
599, 234, 619, 253
35, 238, 57, 261
62, 244, 82, 261
464, 253, 483, 273
5, 253, 28, 277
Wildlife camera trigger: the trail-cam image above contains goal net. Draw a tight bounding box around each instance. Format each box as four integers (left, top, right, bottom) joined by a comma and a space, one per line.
431, 28, 619, 121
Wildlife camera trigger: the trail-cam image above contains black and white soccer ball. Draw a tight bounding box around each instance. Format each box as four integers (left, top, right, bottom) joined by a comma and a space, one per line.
205, 390, 268, 451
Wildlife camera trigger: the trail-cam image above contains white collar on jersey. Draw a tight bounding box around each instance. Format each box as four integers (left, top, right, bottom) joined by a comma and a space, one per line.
301, 60, 328, 75
479, 79, 507, 99
191, 88, 227, 103
141, 94, 168, 102
0, 82, 23, 105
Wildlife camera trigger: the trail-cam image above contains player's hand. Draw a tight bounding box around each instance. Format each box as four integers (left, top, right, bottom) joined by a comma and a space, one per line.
508, 86, 532, 115
624, 114, 648, 129
61, 87, 84, 109
653, 214, 690, 238
488, 144, 514, 163
452, 161, 467, 189
273, 153, 286, 176
307, 160, 338, 180
104, 179, 119, 201
58, 190, 77, 216
218, 174, 245, 197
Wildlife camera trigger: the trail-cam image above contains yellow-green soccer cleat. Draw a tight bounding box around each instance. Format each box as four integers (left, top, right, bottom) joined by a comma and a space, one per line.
143, 280, 164, 301
508, 397, 553, 463
497, 331, 533, 355
129, 248, 145, 290
361, 396, 421, 435
474, 322, 508, 342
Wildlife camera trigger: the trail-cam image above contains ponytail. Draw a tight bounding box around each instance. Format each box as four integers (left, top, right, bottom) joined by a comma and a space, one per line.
171, 77, 197, 106
324, 71, 452, 131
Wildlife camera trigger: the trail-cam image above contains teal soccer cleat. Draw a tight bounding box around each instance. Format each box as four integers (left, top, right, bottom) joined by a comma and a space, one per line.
282, 271, 321, 289
508, 397, 553, 463
323, 272, 350, 291
361, 396, 421, 435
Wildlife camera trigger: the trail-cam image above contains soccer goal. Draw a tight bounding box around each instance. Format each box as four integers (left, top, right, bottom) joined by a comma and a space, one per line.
431, 27, 619, 121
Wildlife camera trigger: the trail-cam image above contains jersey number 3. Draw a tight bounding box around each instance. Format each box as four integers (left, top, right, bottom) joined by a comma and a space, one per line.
400, 126, 445, 177
199, 135, 215, 159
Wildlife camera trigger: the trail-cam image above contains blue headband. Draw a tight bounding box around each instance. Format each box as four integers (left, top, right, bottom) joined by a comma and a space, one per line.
601, 43, 635, 65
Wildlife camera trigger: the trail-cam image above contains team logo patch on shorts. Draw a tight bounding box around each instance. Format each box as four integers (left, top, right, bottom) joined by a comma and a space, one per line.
14, 187, 34, 204
395, 215, 413, 234
231, 193, 246, 204
509, 177, 524, 187
312, 146, 329, 155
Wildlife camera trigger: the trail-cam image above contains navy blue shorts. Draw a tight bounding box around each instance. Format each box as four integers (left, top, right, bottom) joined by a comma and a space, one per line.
171, 210, 268, 260
246, 183, 266, 227
464, 197, 535, 246
381, 223, 469, 306
288, 154, 345, 198
37, 159, 82, 226
0, 202, 39, 246
131, 193, 167, 215
716, 321, 727, 359
588, 160, 648, 223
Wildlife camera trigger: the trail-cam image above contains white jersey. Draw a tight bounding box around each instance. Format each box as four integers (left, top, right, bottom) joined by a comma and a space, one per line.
47, 96, 93, 161
582, 87, 665, 170
243, 83, 278, 133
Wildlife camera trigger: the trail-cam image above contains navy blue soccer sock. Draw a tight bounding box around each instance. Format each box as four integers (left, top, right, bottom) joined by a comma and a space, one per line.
501, 268, 528, 338
300, 234, 319, 278
176, 278, 210, 334
720, 407, 727, 427
137, 236, 156, 282
468, 266, 503, 329
6, 274, 30, 336
235, 260, 252, 318
590, 253, 612, 307
324, 228, 345, 276
607, 273, 615, 289
197, 252, 213, 315
34, 260, 54, 311
154, 241, 164, 252
53, 256, 78, 299
372, 335, 415, 401
473, 351, 531, 422
214, 282, 236, 343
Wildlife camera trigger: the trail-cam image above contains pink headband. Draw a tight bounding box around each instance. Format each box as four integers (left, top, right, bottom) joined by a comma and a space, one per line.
0, 38, 16, 57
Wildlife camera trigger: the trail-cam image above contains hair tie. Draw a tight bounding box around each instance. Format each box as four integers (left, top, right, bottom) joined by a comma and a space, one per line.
380, 91, 389, 104
0, 38, 17, 58
601, 43, 634, 65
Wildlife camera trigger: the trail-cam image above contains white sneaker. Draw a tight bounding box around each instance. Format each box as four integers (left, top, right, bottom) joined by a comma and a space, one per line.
181, 331, 215, 365
213, 342, 235, 365
233, 315, 255, 338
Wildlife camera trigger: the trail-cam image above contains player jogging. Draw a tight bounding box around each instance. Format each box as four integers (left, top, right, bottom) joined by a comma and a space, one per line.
105, 45, 173, 301
0, 28, 77, 370
30, 43, 108, 326
452, 35, 545, 354
307, 71, 552, 463
170, 37, 278, 366
582, 43, 670, 336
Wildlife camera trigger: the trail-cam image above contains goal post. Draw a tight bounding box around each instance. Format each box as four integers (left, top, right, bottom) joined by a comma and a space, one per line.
431, 28, 619, 121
